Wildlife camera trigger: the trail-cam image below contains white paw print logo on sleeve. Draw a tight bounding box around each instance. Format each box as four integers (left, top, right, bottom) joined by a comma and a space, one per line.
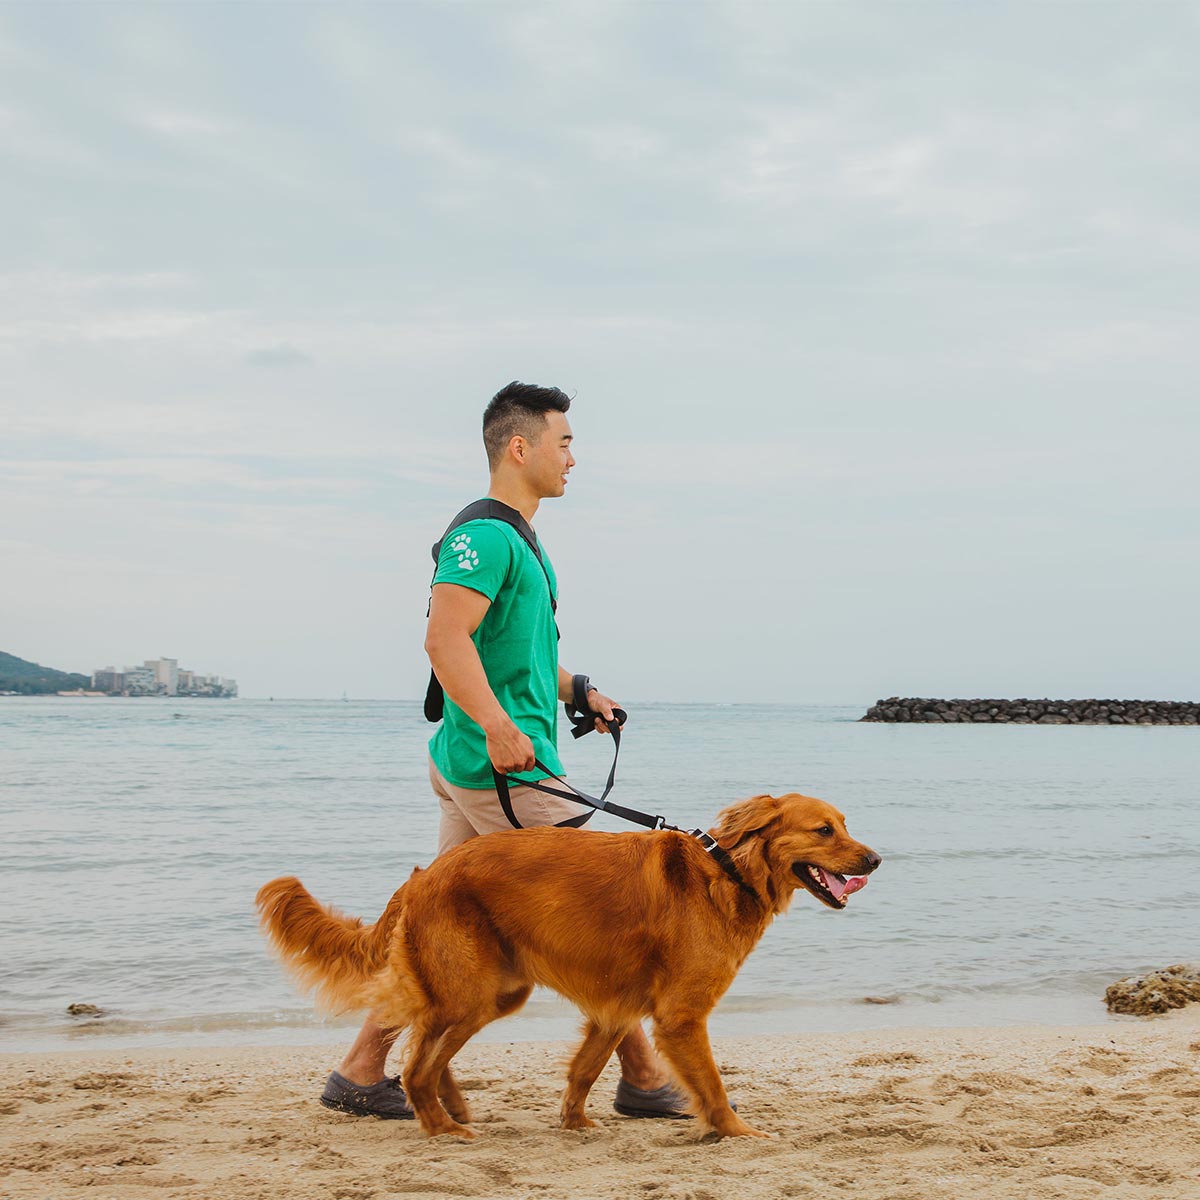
449, 534, 479, 571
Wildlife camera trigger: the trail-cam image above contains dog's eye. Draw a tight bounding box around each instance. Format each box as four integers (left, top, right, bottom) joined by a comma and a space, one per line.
816, 825, 833, 837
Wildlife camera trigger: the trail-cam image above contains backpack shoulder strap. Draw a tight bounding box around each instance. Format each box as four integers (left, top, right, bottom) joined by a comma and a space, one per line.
424, 498, 559, 725
431, 498, 555, 612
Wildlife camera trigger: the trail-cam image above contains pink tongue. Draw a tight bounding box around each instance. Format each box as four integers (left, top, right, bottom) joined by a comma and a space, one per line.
823, 871, 868, 900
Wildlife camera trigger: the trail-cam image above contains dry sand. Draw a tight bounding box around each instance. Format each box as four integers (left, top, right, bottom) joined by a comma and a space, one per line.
3, 1010, 1199, 1200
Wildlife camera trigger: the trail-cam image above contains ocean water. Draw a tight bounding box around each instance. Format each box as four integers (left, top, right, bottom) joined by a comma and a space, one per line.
1, 696, 1197, 1053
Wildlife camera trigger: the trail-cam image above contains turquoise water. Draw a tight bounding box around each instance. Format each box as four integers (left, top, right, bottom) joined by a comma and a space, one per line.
1, 696, 1197, 1051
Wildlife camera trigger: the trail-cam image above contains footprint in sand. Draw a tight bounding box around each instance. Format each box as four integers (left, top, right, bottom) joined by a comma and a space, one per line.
850, 1051, 927, 1068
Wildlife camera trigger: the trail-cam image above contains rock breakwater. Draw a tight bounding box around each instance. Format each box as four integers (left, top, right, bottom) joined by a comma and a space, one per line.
860, 698, 1199, 725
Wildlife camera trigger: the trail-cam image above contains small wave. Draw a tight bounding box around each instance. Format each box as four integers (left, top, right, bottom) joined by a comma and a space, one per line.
0, 1005, 361, 1051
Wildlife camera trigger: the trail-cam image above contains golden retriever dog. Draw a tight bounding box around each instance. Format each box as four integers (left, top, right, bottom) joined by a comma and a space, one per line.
257, 792, 880, 1139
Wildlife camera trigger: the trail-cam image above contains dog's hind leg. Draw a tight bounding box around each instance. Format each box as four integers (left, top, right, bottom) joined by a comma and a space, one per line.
651, 1014, 769, 1138
560, 1019, 628, 1130
436, 1067, 470, 1125
404, 1019, 488, 1138
405, 1017, 499, 1137
431, 983, 530, 1126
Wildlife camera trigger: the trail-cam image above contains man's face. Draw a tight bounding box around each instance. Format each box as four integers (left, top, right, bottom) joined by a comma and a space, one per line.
522, 410, 575, 498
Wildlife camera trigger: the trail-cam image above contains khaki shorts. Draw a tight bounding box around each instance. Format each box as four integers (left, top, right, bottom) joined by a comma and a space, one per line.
429, 756, 594, 857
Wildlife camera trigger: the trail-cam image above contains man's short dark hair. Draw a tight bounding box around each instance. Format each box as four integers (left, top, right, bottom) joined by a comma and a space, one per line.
482, 381, 572, 468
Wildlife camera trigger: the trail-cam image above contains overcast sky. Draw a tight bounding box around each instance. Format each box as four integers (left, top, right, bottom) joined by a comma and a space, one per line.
3, 2, 1198, 703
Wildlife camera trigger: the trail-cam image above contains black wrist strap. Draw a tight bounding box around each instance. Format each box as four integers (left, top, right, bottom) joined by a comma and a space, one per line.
565, 675, 610, 740
571, 673, 592, 715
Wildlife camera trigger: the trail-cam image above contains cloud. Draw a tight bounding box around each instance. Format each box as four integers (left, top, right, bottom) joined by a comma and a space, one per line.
3, 2, 1199, 699
0, 269, 190, 298
0, 102, 103, 171
132, 110, 225, 139
244, 343, 314, 368
0, 308, 218, 346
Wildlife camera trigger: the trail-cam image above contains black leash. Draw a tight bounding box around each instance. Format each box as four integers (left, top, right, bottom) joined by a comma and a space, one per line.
491, 707, 636, 830
491, 709, 760, 902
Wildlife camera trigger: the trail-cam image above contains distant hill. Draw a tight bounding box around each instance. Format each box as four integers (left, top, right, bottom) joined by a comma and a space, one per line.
0, 651, 91, 695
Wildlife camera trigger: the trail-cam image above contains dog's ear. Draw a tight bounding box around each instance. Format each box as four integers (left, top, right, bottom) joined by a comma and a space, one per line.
710, 794, 781, 850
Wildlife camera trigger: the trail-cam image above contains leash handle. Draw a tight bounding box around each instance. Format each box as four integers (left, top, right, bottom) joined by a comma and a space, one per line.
564, 696, 627, 740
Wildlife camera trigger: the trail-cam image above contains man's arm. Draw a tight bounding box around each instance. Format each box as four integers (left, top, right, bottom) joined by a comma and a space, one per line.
426, 583, 535, 773
556, 665, 623, 735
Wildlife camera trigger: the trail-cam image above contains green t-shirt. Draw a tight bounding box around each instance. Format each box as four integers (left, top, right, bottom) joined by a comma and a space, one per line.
427, 517, 562, 789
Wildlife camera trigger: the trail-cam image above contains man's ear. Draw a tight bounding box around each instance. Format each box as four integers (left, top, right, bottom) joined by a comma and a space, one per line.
709, 794, 781, 850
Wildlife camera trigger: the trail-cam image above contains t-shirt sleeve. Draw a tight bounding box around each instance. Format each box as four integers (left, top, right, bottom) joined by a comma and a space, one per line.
431, 521, 513, 602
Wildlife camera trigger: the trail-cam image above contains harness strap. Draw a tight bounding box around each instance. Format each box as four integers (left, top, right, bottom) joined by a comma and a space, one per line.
671, 829, 760, 901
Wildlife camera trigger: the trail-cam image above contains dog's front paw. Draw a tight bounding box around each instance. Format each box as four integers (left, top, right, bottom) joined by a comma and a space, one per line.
710, 1112, 771, 1139
428, 1120, 477, 1140
560, 1112, 599, 1131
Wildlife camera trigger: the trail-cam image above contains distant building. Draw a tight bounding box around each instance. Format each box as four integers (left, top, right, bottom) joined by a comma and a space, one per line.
178, 671, 238, 698
147, 657, 178, 696
91, 658, 237, 698
123, 666, 157, 695
92, 667, 125, 693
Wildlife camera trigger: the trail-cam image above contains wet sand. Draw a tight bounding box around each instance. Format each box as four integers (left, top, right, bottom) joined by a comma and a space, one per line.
3, 1010, 1199, 1200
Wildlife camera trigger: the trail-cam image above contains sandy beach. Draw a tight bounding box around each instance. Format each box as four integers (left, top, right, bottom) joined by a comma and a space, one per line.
3, 1010, 1198, 1200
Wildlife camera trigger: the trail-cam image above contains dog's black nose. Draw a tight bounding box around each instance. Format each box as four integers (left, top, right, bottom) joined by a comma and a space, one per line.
863, 851, 882, 873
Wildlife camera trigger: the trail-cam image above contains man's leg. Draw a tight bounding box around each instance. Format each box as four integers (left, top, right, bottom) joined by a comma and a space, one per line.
615, 1025, 670, 1090
337, 1019, 398, 1086
320, 1015, 412, 1118
612, 1021, 703, 1119
320, 763, 482, 1113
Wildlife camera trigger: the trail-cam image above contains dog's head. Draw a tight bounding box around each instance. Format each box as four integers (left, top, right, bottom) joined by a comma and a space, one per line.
709, 793, 881, 913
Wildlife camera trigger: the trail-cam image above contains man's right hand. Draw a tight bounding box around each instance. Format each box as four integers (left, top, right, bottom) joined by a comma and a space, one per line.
485, 719, 536, 775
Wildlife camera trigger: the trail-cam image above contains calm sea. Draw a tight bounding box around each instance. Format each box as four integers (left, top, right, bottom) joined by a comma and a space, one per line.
2, 697, 1197, 1052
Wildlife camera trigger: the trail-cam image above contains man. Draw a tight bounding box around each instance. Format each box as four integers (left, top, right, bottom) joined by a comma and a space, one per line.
320, 382, 686, 1120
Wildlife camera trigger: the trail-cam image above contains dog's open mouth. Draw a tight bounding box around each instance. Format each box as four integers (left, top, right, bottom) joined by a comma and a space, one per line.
794, 863, 869, 909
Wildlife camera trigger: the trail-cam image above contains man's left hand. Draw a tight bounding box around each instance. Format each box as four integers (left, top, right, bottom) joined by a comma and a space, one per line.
587, 689, 624, 735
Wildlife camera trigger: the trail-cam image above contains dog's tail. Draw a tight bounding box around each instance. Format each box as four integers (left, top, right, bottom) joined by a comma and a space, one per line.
255, 874, 411, 1014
